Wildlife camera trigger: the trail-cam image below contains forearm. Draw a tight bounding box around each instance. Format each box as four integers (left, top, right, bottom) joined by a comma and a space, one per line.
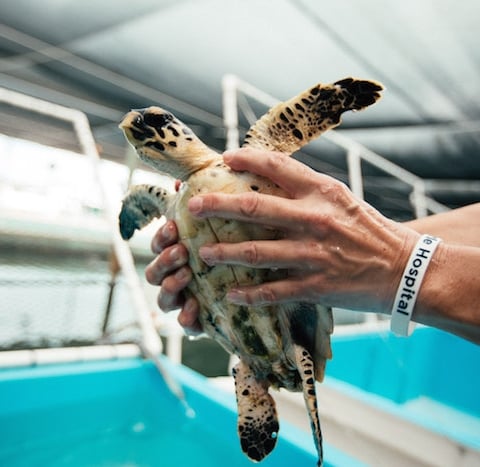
405, 203, 480, 247
413, 242, 480, 344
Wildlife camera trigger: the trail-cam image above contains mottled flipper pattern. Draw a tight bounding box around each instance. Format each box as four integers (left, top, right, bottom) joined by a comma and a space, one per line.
294, 344, 323, 466
244, 77, 383, 155
119, 184, 171, 240
233, 360, 279, 462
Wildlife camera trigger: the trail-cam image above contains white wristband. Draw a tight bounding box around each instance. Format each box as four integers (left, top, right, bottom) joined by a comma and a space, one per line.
390, 234, 442, 337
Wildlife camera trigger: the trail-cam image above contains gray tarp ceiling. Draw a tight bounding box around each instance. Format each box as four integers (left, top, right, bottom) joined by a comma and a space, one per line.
1, 0, 479, 218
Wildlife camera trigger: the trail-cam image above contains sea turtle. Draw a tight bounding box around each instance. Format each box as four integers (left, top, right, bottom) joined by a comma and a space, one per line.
118, 77, 383, 466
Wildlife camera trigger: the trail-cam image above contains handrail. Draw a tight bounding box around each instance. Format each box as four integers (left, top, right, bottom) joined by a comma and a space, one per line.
0, 87, 191, 410
222, 74, 451, 218
0, 86, 161, 356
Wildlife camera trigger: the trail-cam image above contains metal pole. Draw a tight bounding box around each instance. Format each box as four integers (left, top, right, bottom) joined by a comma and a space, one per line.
347, 147, 364, 200
222, 74, 240, 150
0, 87, 195, 409
411, 181, 429, 218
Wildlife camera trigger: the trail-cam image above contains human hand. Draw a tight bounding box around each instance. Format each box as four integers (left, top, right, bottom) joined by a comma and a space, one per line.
145, 220, 202, 333
188, 148, 420, 314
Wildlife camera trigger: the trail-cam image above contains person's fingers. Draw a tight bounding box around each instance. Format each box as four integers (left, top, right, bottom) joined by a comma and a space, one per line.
145, 244, 189, 285
157, 266, 192, 311
188, 192, 316, 231
158, 292, 184, 312
199, 239, 326, 269
226, 275, 320, 306
222, 148, 324, 197
178, 297, 203, 335
151, 220, 179, 254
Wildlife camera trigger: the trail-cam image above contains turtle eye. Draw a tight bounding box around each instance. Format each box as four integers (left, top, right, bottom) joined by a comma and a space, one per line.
144, 112, 173, 129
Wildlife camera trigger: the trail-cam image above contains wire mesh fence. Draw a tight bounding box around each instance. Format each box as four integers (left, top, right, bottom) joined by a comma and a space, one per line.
0, 226, 153, 351
0, 125, 161, 352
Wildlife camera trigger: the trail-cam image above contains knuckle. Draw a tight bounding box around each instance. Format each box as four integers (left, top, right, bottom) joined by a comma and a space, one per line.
239, 192, 261, 217
304, 210, 331, 232
242, 241, 260, 265
332, 180, 351, 199
201, 193, 218, 212
257, 286, 278, 304
299, 241, 325, 266
264, 152, 288, 173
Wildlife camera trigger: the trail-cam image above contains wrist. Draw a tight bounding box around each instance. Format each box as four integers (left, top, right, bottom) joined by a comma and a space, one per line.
382, 229, 420, 314
390, 234, 442, 336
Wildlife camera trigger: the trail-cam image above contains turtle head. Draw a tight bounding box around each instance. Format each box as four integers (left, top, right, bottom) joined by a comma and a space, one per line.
120, 107, 217, 180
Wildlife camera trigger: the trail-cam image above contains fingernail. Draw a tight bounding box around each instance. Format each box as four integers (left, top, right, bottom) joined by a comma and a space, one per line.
222, 150, 236, 163
226, 289, 247, 305
199, 246, 215, 265
188, 196, 203, 215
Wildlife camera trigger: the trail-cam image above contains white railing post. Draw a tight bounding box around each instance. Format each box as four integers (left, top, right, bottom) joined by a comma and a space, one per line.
220, 75, 454, 219
222, 74, 240, 150
347, 146, 364, 200
0, 87, 161, 356
0, 86, 195, 409
411, 182, 429, 218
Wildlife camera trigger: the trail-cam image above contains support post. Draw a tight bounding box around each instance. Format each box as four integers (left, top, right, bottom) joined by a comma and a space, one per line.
222, 74, 240, 150
347, 147, 364, 200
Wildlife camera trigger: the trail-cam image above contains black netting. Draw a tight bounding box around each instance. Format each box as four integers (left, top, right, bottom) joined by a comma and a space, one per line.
0, 242, 149, 350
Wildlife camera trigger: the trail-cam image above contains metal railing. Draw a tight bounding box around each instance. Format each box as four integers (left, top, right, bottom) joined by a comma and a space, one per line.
0, 86, 161, 355
222, 74, 451, 219
0, 87, 192, 409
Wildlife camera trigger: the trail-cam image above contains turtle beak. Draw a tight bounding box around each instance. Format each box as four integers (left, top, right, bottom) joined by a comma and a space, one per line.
119, 109, 144, 131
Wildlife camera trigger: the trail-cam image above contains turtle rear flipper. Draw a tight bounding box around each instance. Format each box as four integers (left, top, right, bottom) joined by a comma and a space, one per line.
286, 303, 333, 382
294, 344, 323, 467
233, 360, 279, 462
286, 303, 332, 466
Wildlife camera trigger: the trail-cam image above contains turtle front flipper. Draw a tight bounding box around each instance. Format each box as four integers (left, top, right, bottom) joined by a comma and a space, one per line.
233, 360, 279, 462
294, 344, 323, 467
119, 184, 171, 240
243, 77, 383, 154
